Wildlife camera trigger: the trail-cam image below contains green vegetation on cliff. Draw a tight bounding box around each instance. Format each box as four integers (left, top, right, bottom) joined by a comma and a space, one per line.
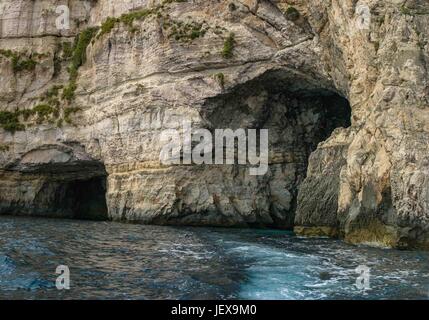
165, 19, 208, 42
0, 111, 25, 133
222, 33, 235, 59
400, 4, 429, 16
68, 27, 99, 81
214, 73, 225, 88
33, 104, 60, 122
64, 107, 82, 124
0, 144, 9, 152
0, 49, 38, 73
284, 6, 300, 21
63, 27, 99, 101
1, 0, 193, 134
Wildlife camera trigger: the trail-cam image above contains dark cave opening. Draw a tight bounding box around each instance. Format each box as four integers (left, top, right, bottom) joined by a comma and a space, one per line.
202, 70, 352, 228
22, 161, 110, 221
62, 176, 109, 221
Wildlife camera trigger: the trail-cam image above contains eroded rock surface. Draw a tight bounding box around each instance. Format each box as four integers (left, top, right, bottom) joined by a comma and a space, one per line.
0, 0, 428, 249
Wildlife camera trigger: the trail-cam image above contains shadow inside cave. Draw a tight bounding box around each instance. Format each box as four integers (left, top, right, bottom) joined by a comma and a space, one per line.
201, 69, 351, 228
54, 176, 109, 221
32, 164, 109, 221
0, 157, 109, 221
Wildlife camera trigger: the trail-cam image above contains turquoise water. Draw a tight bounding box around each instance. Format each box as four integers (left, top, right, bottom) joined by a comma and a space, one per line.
0, 216, 428, 300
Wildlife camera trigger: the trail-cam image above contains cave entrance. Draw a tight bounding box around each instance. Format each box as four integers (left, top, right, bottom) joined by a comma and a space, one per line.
61, 176, 109, 221
16, 156, 108, 221
33, 171, 109, 221
202, 70, 351, 228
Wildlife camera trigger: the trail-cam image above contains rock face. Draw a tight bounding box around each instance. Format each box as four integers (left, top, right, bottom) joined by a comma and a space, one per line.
0, 0, 428, 249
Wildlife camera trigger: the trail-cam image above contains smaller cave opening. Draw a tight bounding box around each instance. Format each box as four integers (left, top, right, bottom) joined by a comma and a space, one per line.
24, 160, 110, 221
61, 176, 109, 221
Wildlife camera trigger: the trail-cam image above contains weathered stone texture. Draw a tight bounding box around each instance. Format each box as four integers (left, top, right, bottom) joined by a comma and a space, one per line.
1, 0, 428, 249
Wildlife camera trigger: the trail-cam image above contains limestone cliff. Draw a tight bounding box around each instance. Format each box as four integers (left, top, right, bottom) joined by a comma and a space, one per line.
0, 0, 428, 249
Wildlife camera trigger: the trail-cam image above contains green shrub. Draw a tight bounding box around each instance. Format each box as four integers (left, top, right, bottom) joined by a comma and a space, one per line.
33, 104, 56, 120
13, 58, 37, 72
62, 27, 98, 101
2, 122, 25, 132
98, 17, 119, 38
135, 84, 145, 95
62, 81, 77, 101
400, 4, 429, 15
222, 33, 235, 58
20, 109, 36, 121
69, 27, 99, 81
214, 73, 225, 87
0, 49, 15, 59
0, 144, 9, 152
167, 19, 208, 42
0, 111, 25, 133
228, 3, 237, 11
62, 42, 74, 59
0, 111, 17, 124
64, 107, 82, 124
285, 6, 300, 21
119, 9, 155, 28
43, 85, 63, 100
0, 49, 37, 72
97, 8, 158, 37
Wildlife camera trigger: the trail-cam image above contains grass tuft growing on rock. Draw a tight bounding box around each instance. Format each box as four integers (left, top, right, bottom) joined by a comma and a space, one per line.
69, 27, 99, 81
96, 1, 189, 38
64, 107, 82, 124
97, 8, 158, 38
33, 104, 59, 121
13, 58, 37, 72
62, 27, 98, 101
0, 49, 38, 73
61, 42, 74, 59
62, 82, 77, 101
42, 85, 63, 100
214, 73, 225, 88
228, 3, 237, 11
98, 17, 120, 39
400, 4, 429, 16
221, 33, 235, 59
284, 6, 300, 21
0, 111, 25, 133
166, 19, 208, 42
0, 144, 9, 152
120, 9, 155, 28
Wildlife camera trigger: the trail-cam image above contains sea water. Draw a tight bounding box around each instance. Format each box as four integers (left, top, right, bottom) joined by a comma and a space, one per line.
0, 216, 428, 300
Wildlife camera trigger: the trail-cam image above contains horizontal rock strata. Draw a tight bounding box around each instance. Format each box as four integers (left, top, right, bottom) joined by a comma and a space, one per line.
1, 0, 429, 249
